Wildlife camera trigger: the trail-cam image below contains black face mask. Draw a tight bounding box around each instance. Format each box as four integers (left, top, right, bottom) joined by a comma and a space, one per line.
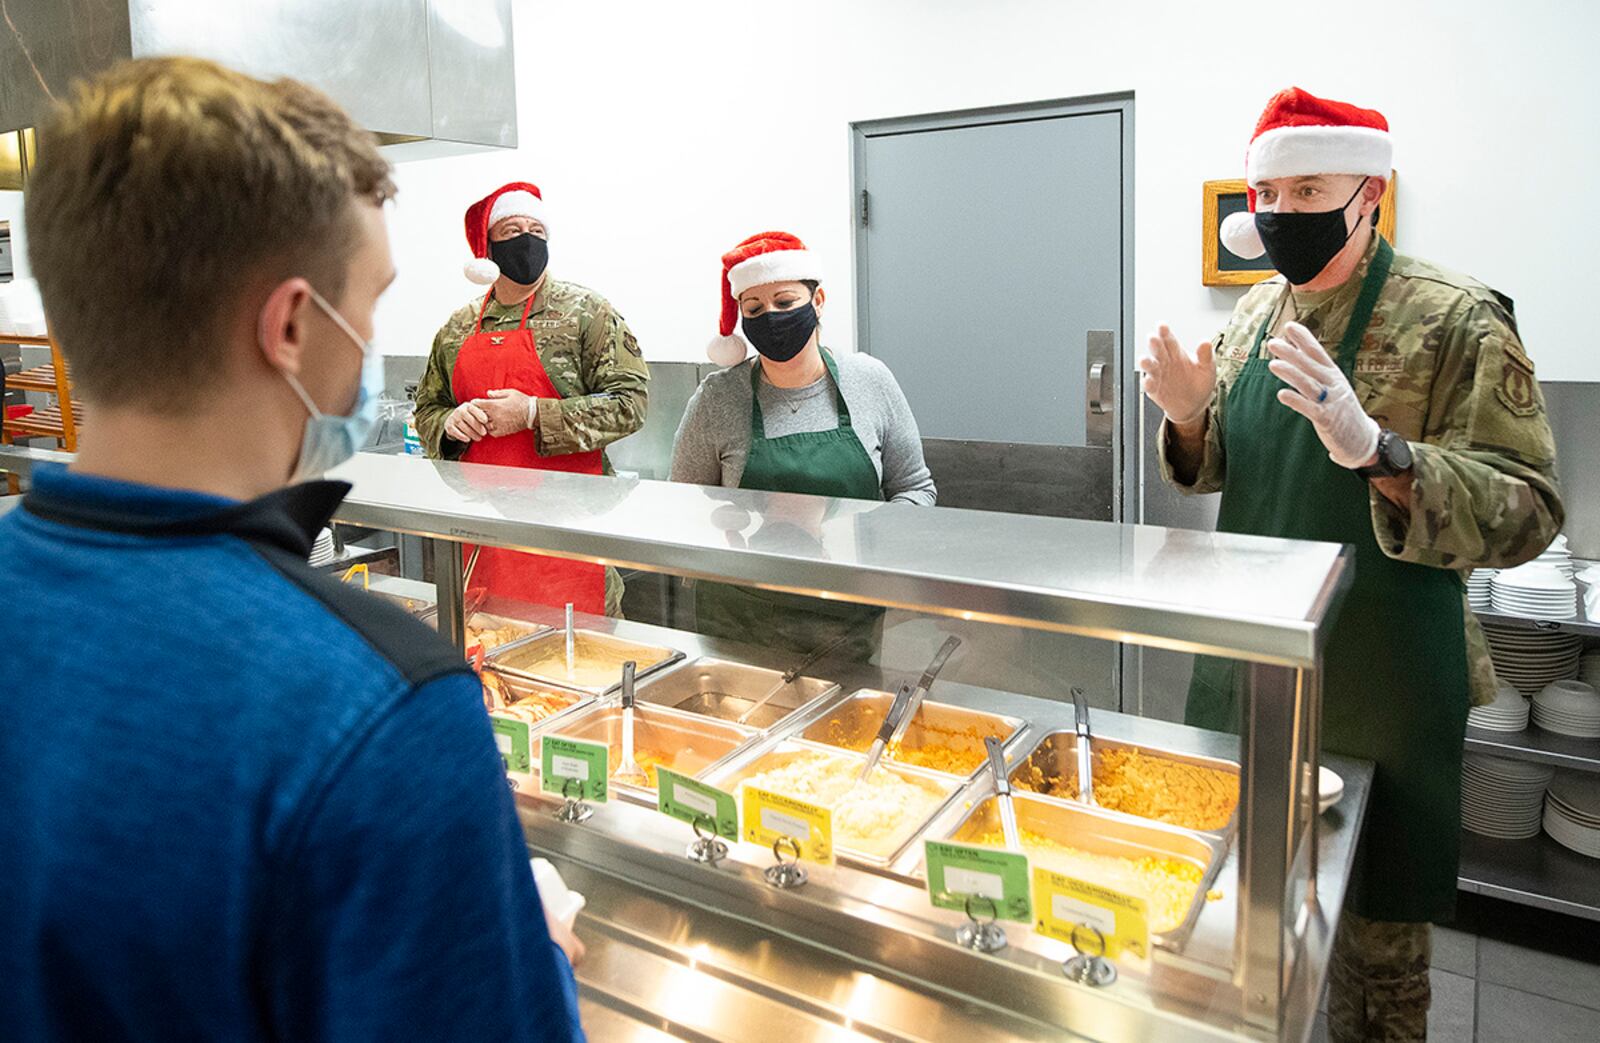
741, 301, 818, 363
489, 232, 549, 286
1254, 179, 1369, 286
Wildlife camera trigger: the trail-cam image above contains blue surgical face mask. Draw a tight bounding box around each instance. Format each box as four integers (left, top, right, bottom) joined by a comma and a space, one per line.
282, 289, 384, 481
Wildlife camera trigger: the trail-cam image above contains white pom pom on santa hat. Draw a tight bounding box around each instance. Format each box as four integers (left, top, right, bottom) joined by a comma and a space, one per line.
1221, 87, 1393, 264
464, 257, 501, 285
709, 231, 823, 364
461, 180, 549, 284
706, 334, 749, 368
1220, 210, 1266, 260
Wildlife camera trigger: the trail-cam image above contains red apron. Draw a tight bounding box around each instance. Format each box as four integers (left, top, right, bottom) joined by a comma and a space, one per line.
451, 289, 605, 614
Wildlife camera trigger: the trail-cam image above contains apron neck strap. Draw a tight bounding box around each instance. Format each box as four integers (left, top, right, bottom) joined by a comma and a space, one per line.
750, 348, 850, 440
472, 286, 540, 336
1250, 236, 1395, 374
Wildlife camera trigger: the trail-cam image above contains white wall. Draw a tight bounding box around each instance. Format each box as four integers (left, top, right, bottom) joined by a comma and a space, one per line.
0, 190, 26, 280
376, 0, 1600, 380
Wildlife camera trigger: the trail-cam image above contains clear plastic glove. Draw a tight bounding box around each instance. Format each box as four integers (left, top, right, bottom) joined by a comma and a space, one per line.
1265, 321, 1380, 469
443, 401, 490, 443
1138, 325, 1216, 425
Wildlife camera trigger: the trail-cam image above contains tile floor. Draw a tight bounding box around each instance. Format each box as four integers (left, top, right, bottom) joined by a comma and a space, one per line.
1310, 894, 1600, 1042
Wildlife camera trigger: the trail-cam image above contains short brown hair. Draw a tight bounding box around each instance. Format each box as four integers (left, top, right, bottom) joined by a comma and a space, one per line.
25, 57, 395, 406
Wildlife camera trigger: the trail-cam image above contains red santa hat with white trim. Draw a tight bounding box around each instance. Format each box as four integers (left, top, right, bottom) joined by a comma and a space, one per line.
1219, 88, 1392, 261
462, 181, 550, 285
707, 231, 824, 366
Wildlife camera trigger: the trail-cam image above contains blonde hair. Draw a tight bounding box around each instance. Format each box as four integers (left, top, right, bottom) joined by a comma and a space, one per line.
25, 57, 396, 406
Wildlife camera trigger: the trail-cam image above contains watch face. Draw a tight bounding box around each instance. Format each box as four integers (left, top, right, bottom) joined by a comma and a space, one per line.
1384, 431, 1413, 472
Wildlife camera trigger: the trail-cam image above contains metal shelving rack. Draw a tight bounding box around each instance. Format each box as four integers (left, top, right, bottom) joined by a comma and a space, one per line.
1463, 583, 1600, 921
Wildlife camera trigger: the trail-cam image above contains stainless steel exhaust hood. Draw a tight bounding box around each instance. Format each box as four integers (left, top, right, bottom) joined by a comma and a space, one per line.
0, 0, 517, 169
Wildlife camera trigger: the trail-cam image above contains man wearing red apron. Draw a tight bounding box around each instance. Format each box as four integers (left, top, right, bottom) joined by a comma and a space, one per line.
414, 182, 649, 616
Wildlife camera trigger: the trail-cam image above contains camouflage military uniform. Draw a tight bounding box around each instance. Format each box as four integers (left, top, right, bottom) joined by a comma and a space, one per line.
1160, 235, 1564, 710
415, 278, 649, 616
1161, 236, 1563, 1042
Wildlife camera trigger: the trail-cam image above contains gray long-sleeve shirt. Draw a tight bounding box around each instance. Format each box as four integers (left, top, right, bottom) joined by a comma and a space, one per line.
670, 352, 937, 505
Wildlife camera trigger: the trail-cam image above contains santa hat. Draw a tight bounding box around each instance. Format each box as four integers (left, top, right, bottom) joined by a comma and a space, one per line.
1219, 88, 1392, 260
707, 231, 823, 366
462, 181, 550, 284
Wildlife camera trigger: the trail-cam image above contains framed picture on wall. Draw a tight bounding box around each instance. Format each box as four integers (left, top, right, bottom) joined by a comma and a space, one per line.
1201, 174, 1397, 286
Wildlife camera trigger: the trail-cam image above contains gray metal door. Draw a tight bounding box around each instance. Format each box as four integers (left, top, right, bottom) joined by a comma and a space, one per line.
852, 98, 1129, 522
852, 97, 1133, 713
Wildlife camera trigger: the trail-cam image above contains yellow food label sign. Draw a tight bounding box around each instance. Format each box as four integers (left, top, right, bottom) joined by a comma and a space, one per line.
742, 786, 834, 867
1032, 866, 1150, 960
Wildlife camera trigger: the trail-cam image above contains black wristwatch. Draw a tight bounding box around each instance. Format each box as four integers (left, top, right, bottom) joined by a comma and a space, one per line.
1355, 428, 1413, 480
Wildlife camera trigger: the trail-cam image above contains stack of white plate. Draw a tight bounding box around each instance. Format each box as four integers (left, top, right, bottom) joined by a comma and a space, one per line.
1531, 535, 1576, 579
1580, 652, 1600, 689
1482, 622, 1582, 696
1467, 684, 1531, 732
308, 528, 337, 568
1467, 569, 1497, 611
1532, 680, 1600, 738
1491, 562, 1578, 620
1544, 773, 1600, 859
1461, 753, 1554, 839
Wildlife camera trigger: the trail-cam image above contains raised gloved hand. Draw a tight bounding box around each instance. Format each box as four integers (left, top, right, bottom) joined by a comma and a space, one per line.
443, 401, 490, 443
1138, 325, 1216, 425
1265, 321, 1380, 469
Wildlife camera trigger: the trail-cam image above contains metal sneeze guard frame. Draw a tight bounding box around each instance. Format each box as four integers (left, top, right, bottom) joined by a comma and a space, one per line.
0, 446, 1356, 1039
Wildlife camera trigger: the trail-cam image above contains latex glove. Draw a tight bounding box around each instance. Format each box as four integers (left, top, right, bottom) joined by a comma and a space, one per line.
443, 401, 490, 442
1265, 321, 1380, 469
1138, 325, 1216, 425
476, 388, 533, 438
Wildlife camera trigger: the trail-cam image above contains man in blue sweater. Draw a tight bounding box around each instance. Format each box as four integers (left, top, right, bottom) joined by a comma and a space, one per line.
0, 57, 584, 1041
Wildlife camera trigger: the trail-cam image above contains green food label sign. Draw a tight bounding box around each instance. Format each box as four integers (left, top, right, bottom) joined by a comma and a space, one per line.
540, 735, 609, 803
490, 717, 531, 774
656, 768, 738, 840
924, 840, 1032, 923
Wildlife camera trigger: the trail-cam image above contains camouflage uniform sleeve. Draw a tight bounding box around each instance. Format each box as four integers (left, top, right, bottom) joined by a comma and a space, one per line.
1370, 298, 1564, 569
1156, 328, 1230, 495
414, 322, 468, 460
532, 302, 649, 456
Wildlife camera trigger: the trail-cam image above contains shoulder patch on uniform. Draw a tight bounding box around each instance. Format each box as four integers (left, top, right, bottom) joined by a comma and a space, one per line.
1495, 345, 1539, 417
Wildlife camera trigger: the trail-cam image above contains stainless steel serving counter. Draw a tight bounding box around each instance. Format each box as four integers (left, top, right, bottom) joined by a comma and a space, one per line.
507, 615, 1372, 1042
0, 447, 1365, 1040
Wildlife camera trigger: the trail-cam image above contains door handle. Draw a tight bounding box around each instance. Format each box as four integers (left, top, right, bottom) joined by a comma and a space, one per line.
1088, 361, 1112, 416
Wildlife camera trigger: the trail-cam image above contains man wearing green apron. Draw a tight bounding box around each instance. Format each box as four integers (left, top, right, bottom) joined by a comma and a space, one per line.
1142, 88, 1563, 1042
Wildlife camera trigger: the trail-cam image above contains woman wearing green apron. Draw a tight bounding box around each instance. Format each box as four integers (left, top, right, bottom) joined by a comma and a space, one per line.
671, 231, 936, 661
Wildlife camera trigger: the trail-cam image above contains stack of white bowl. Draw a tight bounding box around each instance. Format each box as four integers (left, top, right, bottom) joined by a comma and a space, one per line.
1532, 680, 1600, 738
1483, 622, 1583, 696
1544, 773, 1600, 858
1491, 562, 1578, 620
308, 528, 337, 568
1461, 753, 1554, 839
1467, 568, 1497, 611
1531, 534, 1577, 578
1467, 684, 1531, 732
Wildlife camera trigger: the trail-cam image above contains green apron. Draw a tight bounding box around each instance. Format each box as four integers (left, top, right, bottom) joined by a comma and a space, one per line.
695, 350, 887, 662
1186, 239, 1469, 923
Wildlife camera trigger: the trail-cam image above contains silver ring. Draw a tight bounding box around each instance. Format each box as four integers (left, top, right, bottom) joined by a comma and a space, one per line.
1317, 387, 1329, 403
